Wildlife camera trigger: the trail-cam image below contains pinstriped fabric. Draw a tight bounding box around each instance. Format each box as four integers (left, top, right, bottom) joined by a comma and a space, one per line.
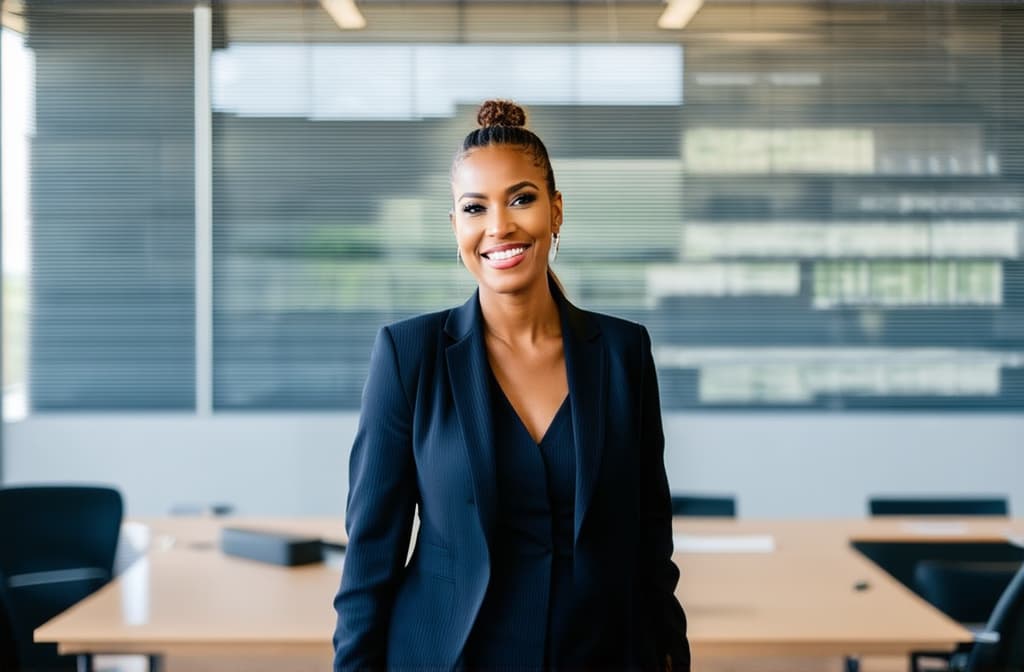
332, 276, 690, 671
333, 326, 419, 671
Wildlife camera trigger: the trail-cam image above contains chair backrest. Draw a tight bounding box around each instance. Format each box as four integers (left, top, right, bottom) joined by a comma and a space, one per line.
671, 494, 737, 518
967, 562, 1024, 671
0, 485, 123, 672
868, 496, 1009, 517
913, 560, 1021, 624
0, 584, 19, 671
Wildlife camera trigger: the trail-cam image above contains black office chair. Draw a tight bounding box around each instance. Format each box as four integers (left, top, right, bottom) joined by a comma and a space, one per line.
0, 587, 19, 671
867, 497, 1014, 672
967, 561, 1024, 672
868, 496, 1009, 517
913, 561, 1021, 624
670, 494, 737, 518
912, 562, 1024, 672
0, 485, 123, 672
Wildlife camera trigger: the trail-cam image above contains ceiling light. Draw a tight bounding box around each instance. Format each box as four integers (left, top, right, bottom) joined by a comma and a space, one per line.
657, 0, 704, 30
321, 0, 366, 30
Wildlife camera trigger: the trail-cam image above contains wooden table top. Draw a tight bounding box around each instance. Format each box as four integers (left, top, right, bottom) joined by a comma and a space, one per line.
673, 517, 1023, 656
35, 516, 1024, 660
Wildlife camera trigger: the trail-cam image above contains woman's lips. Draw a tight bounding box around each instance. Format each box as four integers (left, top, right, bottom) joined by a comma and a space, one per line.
481, 245, 529, 270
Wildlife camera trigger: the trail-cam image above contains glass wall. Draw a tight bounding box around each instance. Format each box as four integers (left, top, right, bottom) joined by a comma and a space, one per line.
4, 2, 196, 415
210, 0, 1024, 411
4, 0, 1022, 415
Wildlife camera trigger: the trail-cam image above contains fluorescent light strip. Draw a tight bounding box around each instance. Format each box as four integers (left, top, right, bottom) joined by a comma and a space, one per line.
658, 0, 704, 30
321, 0, 366, 30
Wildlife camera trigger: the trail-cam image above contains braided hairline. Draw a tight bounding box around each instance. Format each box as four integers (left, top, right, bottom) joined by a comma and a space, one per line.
451, 125, 557, 197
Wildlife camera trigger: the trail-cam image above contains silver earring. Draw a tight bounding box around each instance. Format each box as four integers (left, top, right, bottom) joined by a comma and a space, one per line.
549, 233, 560, 263
456, 248, 462, 265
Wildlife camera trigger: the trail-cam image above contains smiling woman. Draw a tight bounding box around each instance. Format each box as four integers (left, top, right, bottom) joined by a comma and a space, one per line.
449, 102, 569, 449
332, 99, 690, 672
450, 101, 563, 298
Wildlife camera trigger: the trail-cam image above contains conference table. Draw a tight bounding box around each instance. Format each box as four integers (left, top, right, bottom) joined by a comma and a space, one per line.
34, 516, 1024, 669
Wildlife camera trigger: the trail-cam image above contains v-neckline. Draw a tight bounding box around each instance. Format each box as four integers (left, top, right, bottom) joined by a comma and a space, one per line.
489, 368, 570, 446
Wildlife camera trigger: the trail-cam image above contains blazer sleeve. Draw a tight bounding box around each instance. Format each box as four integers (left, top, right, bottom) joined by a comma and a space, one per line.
637, 325, 691, 670
333, 326, 418, 672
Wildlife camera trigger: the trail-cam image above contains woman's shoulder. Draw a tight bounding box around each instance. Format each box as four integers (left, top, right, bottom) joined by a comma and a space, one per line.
574, 305, 650, 345
377, 308, 453, 360
575, 308, 656, 375
382, 307, 451, 338
370, 309, 454, 389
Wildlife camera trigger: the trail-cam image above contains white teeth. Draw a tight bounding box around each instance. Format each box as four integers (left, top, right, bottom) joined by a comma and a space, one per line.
487, 246, 526, 261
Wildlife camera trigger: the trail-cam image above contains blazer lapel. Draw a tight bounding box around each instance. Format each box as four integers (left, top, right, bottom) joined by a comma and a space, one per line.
444, 290, 498, 545
551, 279, 607, 547
444, 278, 607, 551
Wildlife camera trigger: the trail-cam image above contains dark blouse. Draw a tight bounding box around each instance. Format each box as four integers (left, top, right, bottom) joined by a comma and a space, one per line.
460, 365, 594, 671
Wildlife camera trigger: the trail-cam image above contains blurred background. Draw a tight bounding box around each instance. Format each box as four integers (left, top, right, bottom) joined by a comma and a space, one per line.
1, 0, 1022, 518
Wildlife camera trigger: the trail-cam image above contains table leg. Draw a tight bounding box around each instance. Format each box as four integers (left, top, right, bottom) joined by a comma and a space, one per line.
76, 654, 92, 672
845, 656, 861, 672
149, 655, 165, 672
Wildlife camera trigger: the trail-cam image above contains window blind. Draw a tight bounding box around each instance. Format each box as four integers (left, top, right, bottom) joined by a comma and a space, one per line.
21, 2, 195, 410
211, 0, 1024, 411
6, 0, 1022, 413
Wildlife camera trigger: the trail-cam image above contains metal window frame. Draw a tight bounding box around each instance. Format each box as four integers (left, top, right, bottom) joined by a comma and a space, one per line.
194, 2, 213, 416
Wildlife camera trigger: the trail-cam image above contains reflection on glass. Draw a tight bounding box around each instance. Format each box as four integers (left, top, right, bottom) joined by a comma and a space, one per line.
681, 222, 1019, 260
844, 191, 1022, 215
213, 43, 683, 120
646, 263, 799, 305
206, 1, 1024, 412
813, 261, 1002, 307
698, 362, 1002, 403
693, 72, 822, 87
683, 124, 997, 176
6, 0, 1023, 416
655, 347, 1024, 403
683, 127, 875, 174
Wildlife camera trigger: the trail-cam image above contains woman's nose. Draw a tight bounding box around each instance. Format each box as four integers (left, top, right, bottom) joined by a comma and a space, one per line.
486, 208, 515, 236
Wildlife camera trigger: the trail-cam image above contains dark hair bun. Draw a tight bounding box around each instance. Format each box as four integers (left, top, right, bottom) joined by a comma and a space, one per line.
477, 99, 527, 128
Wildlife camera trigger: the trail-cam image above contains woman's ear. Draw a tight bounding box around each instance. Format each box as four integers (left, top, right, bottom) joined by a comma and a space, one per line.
551, 191, 564, 235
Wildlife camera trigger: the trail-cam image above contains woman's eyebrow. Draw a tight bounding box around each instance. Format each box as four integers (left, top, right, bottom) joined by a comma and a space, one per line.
458, 180, 540, 202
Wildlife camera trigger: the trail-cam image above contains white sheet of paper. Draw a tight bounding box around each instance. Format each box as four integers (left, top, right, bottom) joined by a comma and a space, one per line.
899, 521, 969, 535
673, 533, 775, 553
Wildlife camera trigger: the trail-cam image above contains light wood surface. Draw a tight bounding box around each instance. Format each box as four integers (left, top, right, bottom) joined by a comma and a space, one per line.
674, 518, 1024, 656
34, 516, 1024, 662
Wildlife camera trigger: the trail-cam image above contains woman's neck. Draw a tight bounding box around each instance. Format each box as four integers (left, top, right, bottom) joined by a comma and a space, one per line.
478, 276, 561, 348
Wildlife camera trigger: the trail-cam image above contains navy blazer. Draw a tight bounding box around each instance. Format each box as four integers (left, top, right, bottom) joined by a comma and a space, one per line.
332, 277, 690, 671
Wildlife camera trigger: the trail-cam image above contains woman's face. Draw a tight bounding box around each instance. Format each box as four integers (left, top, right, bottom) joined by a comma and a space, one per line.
450, 144, 562, 298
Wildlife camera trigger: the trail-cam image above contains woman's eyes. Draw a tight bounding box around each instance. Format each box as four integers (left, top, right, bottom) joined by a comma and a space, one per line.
461, 193, 536, 214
